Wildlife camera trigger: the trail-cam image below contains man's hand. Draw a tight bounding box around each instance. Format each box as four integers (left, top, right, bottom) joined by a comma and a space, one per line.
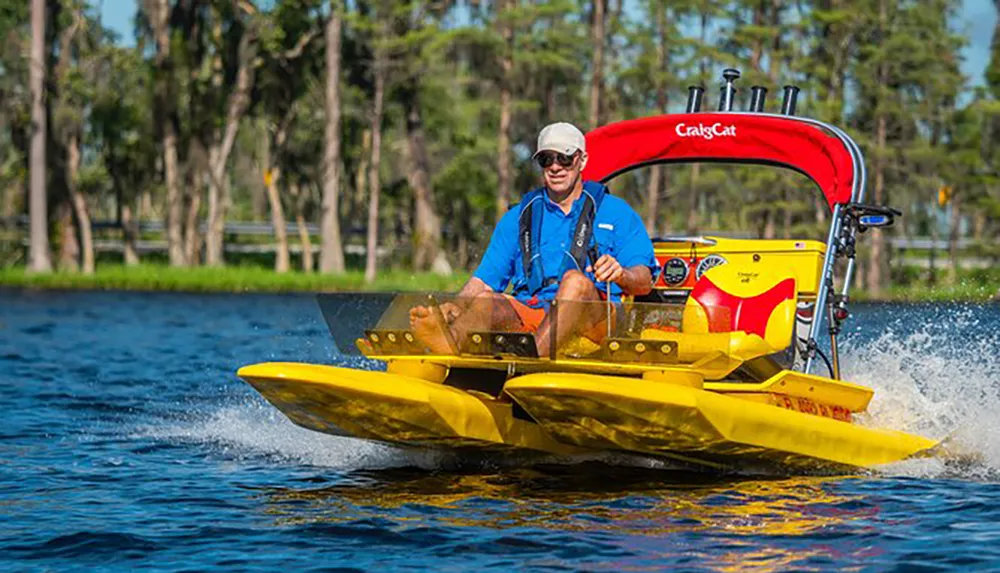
589, 254, 624, 284
587, 256, 654, 296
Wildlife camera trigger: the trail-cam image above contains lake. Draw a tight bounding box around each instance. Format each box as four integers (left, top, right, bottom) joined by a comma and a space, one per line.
2, 290, 999, 571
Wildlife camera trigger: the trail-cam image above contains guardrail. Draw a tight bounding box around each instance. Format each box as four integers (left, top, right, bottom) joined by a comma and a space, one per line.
0, 215, 986, 252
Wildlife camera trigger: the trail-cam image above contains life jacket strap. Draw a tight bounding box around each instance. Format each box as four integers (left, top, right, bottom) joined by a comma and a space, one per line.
518, 182, 607, 296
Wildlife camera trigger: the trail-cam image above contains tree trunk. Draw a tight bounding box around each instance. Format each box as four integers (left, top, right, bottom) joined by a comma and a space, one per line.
867, 114, 887, 295
264, 116, 291, 274
928, 210, 938, 285
139, 190, 153, 220
974, 211, 985, 241
148, 0, 185, 267
28, 0, 51, 273
320, 2, 346, 274
544, 81, 556, 123
66, 132, 93, 274
602, 0, 624, 122
364, 46, 386, 284
457, 198, 470, 269
866, 0, 889, 297
645, 4, 667, 235
353, 128, 370, 227
782, 188, 792, 239
947, 193, 960, 285
183, 167, 202, 265
206, 143, 223, 264
495, 0, 514, 221
3, 178, 21, 218
403, 81, 450, 275
122, 202, 140, 266
814, 194, 827, 227
293, 182, 314, 273
588, 0, 606, 129
645, 165, 661, 235
206, 23, 257, 266
763, 210, 776, 240
164, 90, 184, 266
265, 167, 289, 274
750, 1, 765, 71
686, 164, 700, 234
57, 203, 78, 271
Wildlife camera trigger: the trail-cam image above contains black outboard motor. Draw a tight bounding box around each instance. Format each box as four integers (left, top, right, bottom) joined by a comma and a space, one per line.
781, 85, 800, 115
718, 69, 740, 111
686, 86, 705, 113
749, 85, 768, 113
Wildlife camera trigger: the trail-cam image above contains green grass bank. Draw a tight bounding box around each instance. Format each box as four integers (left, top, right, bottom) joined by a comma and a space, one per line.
0, 264, 469, 293
1, 264, 999, 302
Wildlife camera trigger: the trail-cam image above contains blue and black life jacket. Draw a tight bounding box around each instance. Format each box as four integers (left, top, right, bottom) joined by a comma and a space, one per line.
517, 181, 608, 296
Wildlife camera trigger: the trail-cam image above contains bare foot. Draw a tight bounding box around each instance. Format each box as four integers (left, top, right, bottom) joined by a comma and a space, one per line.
409, 305, 455, 355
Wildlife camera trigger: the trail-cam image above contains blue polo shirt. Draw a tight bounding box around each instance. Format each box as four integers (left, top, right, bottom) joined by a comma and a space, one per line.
473, 185, 658, 306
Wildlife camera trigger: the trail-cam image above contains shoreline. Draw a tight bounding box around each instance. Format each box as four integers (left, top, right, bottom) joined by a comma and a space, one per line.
0, 264, 469, 294
1, 264, 998, 303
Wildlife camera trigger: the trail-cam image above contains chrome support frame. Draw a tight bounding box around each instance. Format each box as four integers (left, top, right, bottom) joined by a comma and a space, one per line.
805, 203, 843, 375
710, 112, 868, 376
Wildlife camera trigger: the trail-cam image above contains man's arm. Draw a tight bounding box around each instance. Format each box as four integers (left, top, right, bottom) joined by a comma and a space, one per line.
457, 276, 493, 298
617, 264, 653, 296
592, 255, 653, 296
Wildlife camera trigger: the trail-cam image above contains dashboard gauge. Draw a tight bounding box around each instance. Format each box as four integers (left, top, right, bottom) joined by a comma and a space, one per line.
661, 257, 690, 286
696, 254, 727, 280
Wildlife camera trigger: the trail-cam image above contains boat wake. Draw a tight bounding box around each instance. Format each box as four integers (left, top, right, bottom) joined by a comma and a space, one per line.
141, 399, 444, 471
841, 305, 1000, 481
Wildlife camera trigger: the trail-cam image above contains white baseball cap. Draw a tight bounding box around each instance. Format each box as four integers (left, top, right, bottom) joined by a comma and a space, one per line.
533, 122, 586, 158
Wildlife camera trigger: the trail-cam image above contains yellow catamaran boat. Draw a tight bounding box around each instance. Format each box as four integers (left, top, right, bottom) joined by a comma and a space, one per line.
238, 72, 938, 473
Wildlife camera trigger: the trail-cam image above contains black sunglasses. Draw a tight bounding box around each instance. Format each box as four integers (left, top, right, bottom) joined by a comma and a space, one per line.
536, 151, 578, 169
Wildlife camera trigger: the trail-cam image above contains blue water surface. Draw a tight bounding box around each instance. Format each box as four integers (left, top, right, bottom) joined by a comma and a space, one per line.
2, 290, 999, 572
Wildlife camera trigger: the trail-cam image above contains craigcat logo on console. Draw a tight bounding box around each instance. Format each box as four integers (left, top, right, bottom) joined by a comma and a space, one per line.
675, 122, 737, 140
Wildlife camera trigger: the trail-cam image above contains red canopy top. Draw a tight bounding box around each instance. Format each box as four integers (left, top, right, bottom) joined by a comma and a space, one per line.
581, 113, 857, 209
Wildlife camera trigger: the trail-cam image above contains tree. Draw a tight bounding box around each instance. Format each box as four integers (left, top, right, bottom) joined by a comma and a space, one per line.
495, 0, 515, 221
319, 0, 346, 274
27, 0, 51, 273
144, 0, 184, 267
588, 0, 606, 129
205, 2, 261, 266
363, 4, 387, 284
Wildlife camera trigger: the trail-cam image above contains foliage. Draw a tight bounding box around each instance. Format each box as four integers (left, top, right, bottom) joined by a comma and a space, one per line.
1, 0, 998, 298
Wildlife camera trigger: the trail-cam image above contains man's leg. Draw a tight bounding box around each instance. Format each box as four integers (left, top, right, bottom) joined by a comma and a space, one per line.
534, 270, 604, 357
410, 292, 523, 354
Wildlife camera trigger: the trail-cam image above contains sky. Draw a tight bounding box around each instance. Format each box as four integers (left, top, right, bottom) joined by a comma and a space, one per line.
97, 0, 998, 87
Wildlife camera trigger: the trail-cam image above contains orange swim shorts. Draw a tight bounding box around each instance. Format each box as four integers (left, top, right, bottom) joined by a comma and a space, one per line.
503, 295, 546, 333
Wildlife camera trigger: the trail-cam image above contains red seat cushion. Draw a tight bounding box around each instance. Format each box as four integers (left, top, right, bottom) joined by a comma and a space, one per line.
690, 274, 796, 339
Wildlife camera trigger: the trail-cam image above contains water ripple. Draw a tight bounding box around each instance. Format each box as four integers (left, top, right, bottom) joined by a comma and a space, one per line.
3, 292, 1000, 571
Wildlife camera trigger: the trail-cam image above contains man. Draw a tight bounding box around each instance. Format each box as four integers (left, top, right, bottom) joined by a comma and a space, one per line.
411, 121, 658, 356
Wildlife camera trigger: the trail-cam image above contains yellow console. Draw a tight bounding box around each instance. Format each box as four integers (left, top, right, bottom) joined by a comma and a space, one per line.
652, 237, 827, 299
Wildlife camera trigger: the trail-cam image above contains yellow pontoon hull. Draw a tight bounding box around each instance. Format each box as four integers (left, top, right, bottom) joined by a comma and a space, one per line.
237, 361, 938, 472
236, 362, 581, 455
503, 373, 938, 470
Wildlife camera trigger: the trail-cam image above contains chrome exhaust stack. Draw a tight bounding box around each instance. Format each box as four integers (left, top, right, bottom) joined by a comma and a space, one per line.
718, 68, 740, 111
781, 85, 800, 116
686, 85, 705, 113
749, 85, 768, 113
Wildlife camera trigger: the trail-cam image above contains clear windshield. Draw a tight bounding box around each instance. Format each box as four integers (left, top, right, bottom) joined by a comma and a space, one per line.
341, 293, 733, 365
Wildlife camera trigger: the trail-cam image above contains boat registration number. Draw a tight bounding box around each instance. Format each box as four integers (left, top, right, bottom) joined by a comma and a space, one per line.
772, 394, 852, 423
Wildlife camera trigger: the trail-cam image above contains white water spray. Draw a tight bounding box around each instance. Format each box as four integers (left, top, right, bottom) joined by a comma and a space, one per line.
142, 399, 444, 471
841, 305, 1000, 480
